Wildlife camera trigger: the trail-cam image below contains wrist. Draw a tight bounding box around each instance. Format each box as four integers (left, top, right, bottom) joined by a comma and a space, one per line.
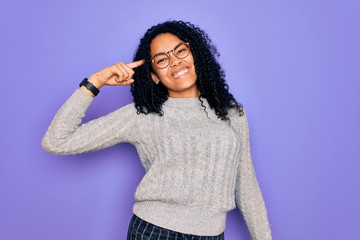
79, 78, 100, 96
88, 74, 105, 89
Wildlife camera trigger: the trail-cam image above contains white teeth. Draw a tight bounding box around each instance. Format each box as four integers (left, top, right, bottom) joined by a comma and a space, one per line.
173, 68, 189, 78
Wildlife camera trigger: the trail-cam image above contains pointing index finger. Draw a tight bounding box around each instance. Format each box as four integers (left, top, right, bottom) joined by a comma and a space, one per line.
127, 59, 145, 69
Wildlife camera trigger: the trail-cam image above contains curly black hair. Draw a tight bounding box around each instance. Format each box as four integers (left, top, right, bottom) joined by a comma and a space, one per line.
131, 20, 243, 120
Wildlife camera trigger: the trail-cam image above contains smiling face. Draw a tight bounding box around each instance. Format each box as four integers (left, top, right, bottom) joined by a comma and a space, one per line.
150, 33, 199, 98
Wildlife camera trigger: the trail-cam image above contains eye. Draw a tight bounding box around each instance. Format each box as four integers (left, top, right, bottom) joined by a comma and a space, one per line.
156, 57, 168, 64
176, 48, 186, 54
175, 44, 189, 57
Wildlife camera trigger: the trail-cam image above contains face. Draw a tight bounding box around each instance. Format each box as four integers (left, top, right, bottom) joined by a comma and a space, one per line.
150, 33, 199, 98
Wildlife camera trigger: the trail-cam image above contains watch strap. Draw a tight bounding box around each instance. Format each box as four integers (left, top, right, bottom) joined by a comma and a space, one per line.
79, 78, 100, 96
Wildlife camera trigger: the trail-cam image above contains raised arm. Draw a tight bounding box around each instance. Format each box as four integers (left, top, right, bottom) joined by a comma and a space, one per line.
80, 60, 144, 96
235, 111, 272, 240
42, 60, 144, 155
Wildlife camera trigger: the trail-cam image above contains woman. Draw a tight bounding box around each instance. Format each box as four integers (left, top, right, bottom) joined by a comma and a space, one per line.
42, 20, 272, 240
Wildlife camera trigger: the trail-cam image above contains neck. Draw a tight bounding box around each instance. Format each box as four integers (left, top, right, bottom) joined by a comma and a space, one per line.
167, 89, 200, 98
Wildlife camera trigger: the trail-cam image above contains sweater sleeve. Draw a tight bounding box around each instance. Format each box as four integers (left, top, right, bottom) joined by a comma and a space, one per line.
234, 110, 272, 240
42, 89, 139, 155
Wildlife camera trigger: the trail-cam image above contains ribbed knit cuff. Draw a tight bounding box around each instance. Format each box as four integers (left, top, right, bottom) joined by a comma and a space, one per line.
133, 201, 227, 236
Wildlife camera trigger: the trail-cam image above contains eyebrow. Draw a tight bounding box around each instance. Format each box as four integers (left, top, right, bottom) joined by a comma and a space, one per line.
152, 42, 184, 57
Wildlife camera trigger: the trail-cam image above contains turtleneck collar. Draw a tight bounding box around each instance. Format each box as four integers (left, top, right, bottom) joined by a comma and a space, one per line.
163, 97, 210, 109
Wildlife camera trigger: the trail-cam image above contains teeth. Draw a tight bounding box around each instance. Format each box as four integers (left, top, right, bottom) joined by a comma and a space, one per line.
173, 68, 188, 78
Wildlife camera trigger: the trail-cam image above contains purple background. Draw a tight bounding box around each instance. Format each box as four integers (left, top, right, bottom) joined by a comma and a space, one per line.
1, 0, 359, 239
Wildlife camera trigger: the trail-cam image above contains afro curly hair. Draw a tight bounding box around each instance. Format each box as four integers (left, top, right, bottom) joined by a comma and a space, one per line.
131, 20, 243, 120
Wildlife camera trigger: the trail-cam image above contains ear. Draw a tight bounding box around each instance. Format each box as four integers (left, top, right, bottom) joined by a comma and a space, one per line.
150, 72, 160, 84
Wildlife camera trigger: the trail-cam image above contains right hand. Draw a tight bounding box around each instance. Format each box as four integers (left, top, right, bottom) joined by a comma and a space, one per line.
87, 59, 145, 89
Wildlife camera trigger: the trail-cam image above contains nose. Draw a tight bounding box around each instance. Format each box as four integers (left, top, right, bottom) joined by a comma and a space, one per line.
169, 52, 182, 67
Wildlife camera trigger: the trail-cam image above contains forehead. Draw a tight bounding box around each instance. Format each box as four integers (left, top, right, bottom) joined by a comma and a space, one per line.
150, 33, 183, 55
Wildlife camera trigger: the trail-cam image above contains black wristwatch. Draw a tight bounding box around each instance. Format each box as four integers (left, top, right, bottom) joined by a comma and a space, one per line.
79, 78, 100, 96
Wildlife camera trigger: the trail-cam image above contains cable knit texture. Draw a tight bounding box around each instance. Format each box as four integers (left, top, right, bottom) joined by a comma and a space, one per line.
42, 89, 272, 239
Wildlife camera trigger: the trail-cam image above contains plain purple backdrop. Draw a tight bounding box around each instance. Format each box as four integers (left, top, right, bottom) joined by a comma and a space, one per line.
1, 0, 359, 239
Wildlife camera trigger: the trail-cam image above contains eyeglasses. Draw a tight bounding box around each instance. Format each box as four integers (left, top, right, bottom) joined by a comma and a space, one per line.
151, 42, 190, 69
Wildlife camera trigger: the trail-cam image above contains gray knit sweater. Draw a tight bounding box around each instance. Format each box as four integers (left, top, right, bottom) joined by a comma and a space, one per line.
42, 89, 272, 239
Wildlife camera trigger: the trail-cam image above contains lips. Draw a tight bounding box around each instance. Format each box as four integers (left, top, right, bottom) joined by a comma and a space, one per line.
172, 68, 189, 78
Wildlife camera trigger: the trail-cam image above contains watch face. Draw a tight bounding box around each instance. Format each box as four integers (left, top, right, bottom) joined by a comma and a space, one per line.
85, 82, 92, 89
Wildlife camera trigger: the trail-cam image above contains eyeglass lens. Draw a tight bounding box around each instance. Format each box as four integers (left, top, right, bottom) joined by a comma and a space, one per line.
152, 43, 190, 69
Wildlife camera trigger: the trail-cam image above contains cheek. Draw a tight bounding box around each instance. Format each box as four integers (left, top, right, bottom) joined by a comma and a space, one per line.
157, 69, 169, 78
151, 66, 164, 76
153, 70, 170, 82
188, 56, 196, 71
